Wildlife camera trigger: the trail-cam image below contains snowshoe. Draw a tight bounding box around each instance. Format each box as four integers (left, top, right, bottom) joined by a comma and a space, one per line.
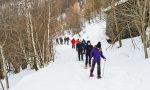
97, 76, 102, 79
84, 66, 88, 69
89, 74, 94, 77
89, 65, 91, 67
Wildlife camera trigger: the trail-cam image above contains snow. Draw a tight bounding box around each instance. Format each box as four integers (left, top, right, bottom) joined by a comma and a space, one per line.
79, 20, 107, 46
1, 18, 150, 90
103, 0, 128, 12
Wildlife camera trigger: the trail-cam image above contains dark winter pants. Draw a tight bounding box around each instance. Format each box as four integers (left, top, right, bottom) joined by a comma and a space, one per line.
60, 41, 63, 45
78, 49, 83, 61
76, 45, 78, 51
67, 41, 69, 45
85, 54, 91, 67
90, 61, 101, 77
56, 41, 59, 44
82, 49, 85, 54
72, 45, 75, 48
64, 40, 66, 44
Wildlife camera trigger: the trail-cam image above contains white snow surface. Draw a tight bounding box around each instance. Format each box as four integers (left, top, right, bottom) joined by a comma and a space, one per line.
3, 19, 150, 90
103, 0, 128, 12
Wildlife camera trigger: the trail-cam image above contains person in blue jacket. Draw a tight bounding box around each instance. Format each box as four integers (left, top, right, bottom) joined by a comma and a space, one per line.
90, 42, 106, 79
76, 40, 84, 61
81, 39, 87, 54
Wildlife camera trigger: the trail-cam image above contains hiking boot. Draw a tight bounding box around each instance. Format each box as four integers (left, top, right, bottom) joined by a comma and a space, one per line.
90, 74, 94, 77
84, 66, 87, 69
97, 76, 102, 79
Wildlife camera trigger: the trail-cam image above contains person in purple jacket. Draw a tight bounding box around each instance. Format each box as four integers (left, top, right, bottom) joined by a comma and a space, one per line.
90, 42, 106, 79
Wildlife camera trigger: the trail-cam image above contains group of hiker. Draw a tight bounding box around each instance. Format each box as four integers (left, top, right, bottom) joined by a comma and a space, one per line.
56, 37, 70, 45
71, 38, 106, 79
55, 36, 106, 79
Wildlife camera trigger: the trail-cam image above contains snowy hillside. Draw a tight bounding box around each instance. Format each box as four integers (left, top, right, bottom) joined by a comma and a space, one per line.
1, 19, 150, 90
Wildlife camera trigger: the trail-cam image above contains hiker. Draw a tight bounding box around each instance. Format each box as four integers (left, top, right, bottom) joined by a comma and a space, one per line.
56, 38, 59, 44
64, 37, 67, 44
75, 39, 80, 51
85, 40, 93, 68
66, 37, 70, 45
76, 40, 84, 61
71, 38, 76, 48
60, 37, 63, 45
96, 42, 101, 48
81, 39, 87, 54
90, 42, 106, 79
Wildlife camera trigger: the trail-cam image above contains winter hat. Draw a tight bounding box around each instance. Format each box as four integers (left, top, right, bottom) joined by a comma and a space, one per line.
87, 40, 91, 45
87, 40, 90, 43
96, 42, 101, 48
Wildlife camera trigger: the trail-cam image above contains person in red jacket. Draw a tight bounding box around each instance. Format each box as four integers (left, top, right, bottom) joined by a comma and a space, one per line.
71, 38, 76, 49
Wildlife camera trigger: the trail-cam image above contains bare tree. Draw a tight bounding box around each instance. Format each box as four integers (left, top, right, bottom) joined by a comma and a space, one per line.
0, 38, 9, 89
0, 79, 4, 90
133, 0, 149, 58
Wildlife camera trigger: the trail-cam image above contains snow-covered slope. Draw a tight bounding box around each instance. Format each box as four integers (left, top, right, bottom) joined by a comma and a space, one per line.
5, 19, 150, 90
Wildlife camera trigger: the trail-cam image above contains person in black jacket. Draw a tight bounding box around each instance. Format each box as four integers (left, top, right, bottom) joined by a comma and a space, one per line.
76, 40, 84, 61
85, 40, 93, 68
64, 37, 67, 44
66, 37, 70, 45
82, 39, 87, 54
96, 42, 101, 48
59, 37, 63, 45
56, 38, 59, 44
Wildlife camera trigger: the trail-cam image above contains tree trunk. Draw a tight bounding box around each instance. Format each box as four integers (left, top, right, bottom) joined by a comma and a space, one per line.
137, 0, 148, 58
0, 79, 4, 90
46, 0, 51, 63
112, 0, 122, 48
142, 19, 148, 58
127, 23, 136, 49
28, 9, 39, 71
18, 34, 28, 70
42, 31, 46, 64
0, 45, 9, 89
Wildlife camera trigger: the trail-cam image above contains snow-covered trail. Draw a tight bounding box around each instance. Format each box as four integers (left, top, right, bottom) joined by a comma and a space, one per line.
9, 44, 150, 90
9, 44, 107, 90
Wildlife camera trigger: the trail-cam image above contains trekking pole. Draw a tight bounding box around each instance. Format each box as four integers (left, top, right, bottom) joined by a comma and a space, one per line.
82, 54, 85, 68
102, 60, 106, 77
